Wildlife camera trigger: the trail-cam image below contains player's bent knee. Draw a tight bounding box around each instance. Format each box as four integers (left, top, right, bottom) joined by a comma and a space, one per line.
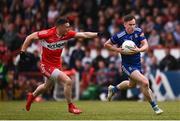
142, 80, 149, 88
128, 83, 136, 88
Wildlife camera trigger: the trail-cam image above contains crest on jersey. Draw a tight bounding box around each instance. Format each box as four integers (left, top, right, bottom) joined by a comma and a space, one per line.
129, 67, 132, 71
134, 34, 138, 38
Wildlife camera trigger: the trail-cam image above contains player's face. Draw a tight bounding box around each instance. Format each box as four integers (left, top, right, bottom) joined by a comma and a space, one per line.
124, 19, 136, 34
57, 23, 70, 35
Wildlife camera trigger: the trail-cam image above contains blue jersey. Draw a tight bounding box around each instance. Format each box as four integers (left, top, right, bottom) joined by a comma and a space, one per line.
110, 27, 146, 66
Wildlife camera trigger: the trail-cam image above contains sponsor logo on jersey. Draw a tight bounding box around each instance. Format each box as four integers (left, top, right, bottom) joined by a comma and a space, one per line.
41, 40, 67, 50
47, 42, 66, 49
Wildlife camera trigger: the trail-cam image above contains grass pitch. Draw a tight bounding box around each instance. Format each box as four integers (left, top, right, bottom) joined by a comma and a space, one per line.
0, 100, 179, 120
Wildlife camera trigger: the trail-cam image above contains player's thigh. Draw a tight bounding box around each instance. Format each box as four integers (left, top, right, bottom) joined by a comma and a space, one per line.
51, 69, 72, 84
130, 70, 149, 86
40, 63, 71, 85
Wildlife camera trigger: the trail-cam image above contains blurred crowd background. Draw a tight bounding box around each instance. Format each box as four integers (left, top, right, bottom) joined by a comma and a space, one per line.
0, 0, 180, 101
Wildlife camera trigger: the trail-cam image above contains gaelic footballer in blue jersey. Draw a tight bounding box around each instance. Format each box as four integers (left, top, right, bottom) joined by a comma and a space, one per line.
104, 14, 163, 115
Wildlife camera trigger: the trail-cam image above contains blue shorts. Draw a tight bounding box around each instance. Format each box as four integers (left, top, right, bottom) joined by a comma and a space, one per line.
122, 64, 142, 76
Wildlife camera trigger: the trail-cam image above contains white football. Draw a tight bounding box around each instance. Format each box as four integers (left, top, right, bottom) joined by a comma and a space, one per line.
122, 40, 136, 54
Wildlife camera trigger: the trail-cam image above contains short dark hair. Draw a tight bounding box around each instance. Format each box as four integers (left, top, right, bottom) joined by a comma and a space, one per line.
55, 18, 69, 26
123, 14, 136, 22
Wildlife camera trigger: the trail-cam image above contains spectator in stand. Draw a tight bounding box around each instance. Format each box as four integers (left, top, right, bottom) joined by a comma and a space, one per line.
164, 33, 175, 47
148, 29, 160, 48
145, 15, 154, 36
0, 41, 8, 59
164, 15, 178, 33
159, 47, 178, 71
80, 61, 95, 94
62, 46, 71, 65
82, 48, 93, 66
96, 60, 108, 87
96, 60, 109, 100
69, 41, 85, 68
173, 23, 180, 46
3, 23, 21, 51
153, 16, 164, 33
92, 48, 106, 70
0, 59, 8, 100
74, 59, 84, 81
0, 22, 5, 39
85, 17, 96, 32
6, 70, 15, 100
143, 49, 158, 71
14, 14, 23, 32
47, 3, 59, 26
106, 51, 122, 68
17, 26, 27, 41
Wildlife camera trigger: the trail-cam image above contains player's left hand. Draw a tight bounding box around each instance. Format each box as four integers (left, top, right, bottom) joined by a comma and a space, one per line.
129, 46, 141, 54
97, 32, 104, 37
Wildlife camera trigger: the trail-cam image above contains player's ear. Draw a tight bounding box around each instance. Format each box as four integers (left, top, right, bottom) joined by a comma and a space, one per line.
56, 25, 61, 29
124, 22, 127, 27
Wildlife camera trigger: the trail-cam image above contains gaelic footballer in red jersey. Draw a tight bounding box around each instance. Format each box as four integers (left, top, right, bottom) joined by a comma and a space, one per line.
37, 27, 77, 78
20, 18, 102, 114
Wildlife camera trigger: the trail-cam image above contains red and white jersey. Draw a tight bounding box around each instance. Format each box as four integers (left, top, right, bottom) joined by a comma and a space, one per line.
37, 27, 76, 68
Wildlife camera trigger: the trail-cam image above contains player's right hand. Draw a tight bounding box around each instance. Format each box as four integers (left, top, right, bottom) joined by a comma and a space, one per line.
116, 48, 126, 54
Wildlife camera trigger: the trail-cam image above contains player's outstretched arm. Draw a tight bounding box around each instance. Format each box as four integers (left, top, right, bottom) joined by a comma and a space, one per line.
21, 32, 39, 52
104, 39, 124, 54
74, 32, 102, 39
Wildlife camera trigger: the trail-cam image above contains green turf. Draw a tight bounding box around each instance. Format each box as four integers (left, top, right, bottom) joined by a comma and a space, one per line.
0, 100, 179, 120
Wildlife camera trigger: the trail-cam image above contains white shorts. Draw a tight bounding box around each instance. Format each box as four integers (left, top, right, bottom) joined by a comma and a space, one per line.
40, 63, 61, 82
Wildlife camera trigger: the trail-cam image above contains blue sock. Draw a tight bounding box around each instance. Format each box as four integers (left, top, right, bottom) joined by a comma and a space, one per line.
112, 86, 119, 93
150, 101, 157, 108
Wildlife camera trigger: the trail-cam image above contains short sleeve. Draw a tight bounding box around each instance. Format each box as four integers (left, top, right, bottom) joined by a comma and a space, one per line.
110, 34, 118, 44
139, 31, 146, 41
67, 31, 76, 38
37, 29, 50, 39
135, 28, 146, 41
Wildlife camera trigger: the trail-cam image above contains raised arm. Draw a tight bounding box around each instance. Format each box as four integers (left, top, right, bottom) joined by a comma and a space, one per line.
21, 32, 39, 52
74, 32, 101, 39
